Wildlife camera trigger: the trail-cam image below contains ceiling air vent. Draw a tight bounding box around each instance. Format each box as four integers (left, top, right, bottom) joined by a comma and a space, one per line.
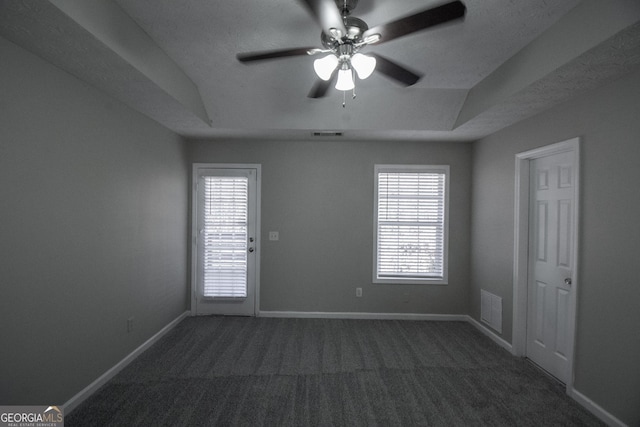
312, 131, 343, 137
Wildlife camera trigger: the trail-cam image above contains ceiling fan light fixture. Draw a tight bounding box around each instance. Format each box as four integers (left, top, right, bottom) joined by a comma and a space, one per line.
313, 54, 339, 80
351, 53, 376, 79
335, 66, 355, 91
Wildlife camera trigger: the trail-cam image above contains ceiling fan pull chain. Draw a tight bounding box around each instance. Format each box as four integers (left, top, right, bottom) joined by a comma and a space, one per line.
342, 90, 346, 108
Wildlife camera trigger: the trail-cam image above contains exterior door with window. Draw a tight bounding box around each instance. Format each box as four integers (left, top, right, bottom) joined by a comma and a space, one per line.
527, 151, 575, 383
193, 165, 260, 316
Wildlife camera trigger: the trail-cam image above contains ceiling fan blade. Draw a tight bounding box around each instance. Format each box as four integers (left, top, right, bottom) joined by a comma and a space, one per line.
237, 47, 316, 63
363, 0, 466, 45
299, 0, 347, 38
370, 53, 423, 86
308, 71, 338, 98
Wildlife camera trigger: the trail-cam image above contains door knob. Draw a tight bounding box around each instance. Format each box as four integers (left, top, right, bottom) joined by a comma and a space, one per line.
564, 278, 572, 285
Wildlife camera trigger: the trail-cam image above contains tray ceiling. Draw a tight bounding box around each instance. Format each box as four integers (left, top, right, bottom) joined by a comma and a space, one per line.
1, 0, 639, 141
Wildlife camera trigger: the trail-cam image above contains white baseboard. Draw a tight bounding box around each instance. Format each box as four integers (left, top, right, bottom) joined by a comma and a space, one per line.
63, 310, 190, 414
570, 388, 627, 427
258, 310, 468, 322
465, 315, 513, 353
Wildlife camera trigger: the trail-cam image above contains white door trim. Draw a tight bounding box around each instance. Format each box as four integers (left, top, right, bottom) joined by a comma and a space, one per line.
512, 137, 580, 392
190, 163, 261, 316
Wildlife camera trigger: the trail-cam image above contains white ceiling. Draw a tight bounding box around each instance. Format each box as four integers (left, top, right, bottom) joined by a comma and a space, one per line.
1, 0, 639, 141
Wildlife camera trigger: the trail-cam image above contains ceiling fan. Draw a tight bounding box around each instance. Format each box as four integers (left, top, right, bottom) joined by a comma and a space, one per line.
236, 0, 466, 99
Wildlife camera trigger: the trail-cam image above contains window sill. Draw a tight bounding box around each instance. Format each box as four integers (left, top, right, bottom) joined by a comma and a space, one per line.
373, 277, 448, 285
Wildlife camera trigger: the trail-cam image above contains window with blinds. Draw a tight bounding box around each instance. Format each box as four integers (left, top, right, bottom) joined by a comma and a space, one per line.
202, 176, 249, 298
374, 165, 449, 284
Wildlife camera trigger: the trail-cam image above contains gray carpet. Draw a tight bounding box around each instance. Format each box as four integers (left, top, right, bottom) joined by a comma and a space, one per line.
67, 316, 603, 426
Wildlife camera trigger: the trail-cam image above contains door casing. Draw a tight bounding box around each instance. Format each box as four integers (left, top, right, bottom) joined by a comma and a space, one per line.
190, 163, 261, 316
512, 138, 580, 394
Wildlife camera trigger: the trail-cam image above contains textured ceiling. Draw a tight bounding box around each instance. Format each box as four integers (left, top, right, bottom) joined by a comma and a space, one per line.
1, 0, 639, 141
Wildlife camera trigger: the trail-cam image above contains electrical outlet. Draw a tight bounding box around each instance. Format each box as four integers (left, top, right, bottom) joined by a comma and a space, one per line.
127, 317, 134, 333
269, 231, 279, 241
356, 288, 362, 297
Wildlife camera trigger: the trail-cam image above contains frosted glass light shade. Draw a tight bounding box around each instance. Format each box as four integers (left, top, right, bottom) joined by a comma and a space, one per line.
335, 68, 355, 91
351, 53, 376, 79
313, 55, 339, 81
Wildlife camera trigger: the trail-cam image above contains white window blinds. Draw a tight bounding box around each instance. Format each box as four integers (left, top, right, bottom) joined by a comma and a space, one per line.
202, 176, 248, 298
374, 165, 449, 283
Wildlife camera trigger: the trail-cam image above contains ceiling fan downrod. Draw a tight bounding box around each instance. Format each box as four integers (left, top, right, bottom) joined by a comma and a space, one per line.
339, 0, 358, 17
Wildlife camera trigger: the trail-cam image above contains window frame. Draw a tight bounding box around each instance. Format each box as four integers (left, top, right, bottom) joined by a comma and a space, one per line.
373, 164, 450, 285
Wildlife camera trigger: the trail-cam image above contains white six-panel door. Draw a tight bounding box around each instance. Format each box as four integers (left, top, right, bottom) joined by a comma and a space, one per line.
527, 150, 575, 383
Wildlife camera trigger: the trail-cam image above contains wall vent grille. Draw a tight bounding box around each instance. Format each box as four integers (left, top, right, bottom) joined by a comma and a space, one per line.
481, 289, 503, 333
312, 131, 343, 137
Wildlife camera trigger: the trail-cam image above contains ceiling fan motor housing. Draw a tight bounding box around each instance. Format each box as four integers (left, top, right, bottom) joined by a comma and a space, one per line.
321, 16, 369, 49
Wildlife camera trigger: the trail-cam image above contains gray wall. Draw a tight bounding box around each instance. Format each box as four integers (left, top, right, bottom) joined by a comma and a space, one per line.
470, 69, 640, 425
189, 139, 472, 315
0, 37, 189, 404
2, 24, 636, 424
